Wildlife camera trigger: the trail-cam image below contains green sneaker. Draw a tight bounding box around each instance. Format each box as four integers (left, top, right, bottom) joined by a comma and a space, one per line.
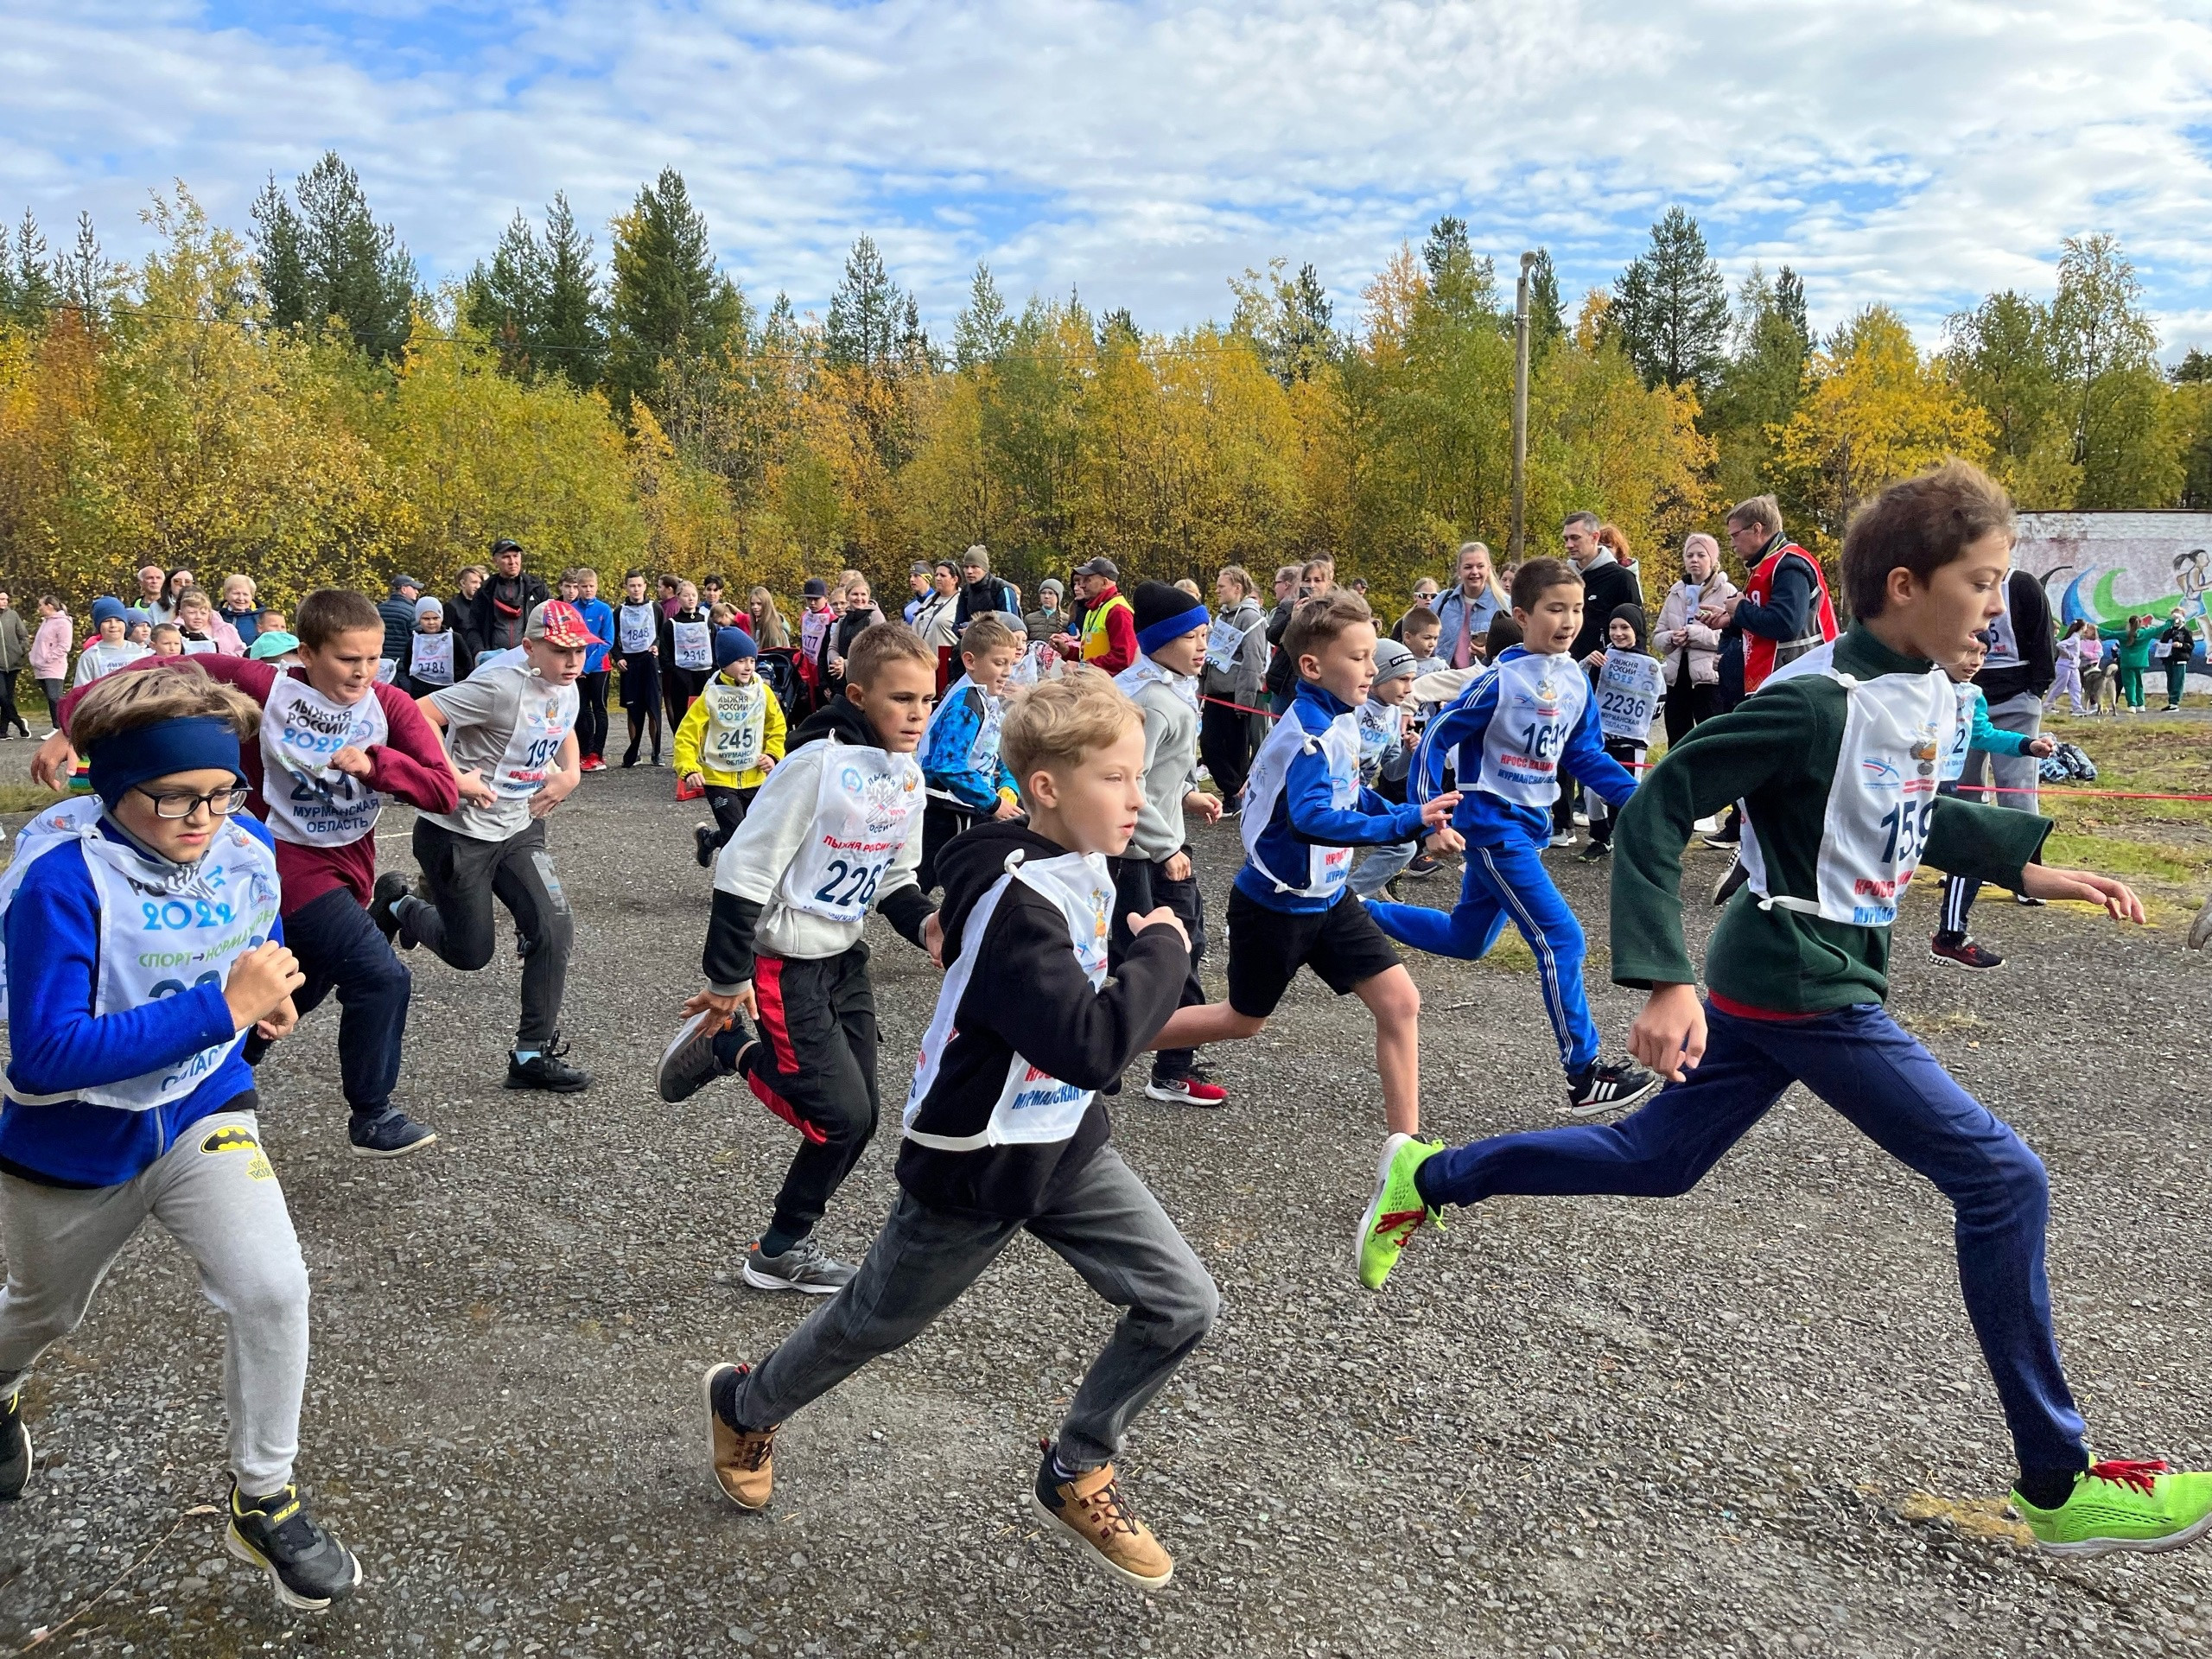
1356, 1134, 1442, 1291
2012, 1459, 2212, 1557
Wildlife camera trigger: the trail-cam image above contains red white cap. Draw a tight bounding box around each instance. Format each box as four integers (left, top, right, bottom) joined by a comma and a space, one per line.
526, 600, 602, 647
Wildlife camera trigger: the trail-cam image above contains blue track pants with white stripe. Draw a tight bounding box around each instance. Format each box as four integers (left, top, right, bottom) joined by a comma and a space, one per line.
1367, 837, 1598, 1076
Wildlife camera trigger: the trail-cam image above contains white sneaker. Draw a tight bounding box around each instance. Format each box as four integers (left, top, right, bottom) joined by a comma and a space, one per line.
1693, 815, 1724, 836
1548, 832, 1576, 849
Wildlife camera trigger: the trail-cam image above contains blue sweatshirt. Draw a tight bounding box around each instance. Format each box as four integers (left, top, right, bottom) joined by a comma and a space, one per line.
1235, 681, 1428, 914
919, 679, 1017, 811
1414, 645, 1638, 847
579, 597, 617, 676
0, 816, 280, 1187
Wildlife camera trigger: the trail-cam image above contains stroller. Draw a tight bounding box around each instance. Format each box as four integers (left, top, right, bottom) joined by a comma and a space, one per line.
756, 647, 805, 724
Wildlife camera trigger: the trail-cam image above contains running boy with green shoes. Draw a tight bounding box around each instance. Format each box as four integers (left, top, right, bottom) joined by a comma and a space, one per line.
1359, 461, 2212, 1559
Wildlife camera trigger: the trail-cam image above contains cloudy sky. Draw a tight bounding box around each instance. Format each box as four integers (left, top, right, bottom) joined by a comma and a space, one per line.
6, 1, 2210, 354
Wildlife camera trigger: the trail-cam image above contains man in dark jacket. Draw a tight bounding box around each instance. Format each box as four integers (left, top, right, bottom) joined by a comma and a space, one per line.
1554, 511, 1643, 842
470, 540, 550, 655
953, 544, 1020, 632
377, 575, 423, 672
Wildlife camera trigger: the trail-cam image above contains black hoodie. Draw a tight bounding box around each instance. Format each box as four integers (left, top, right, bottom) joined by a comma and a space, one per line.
895, 818, 1188, 1217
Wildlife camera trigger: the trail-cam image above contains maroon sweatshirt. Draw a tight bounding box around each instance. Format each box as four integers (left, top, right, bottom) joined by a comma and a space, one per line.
56, 655, 460, 914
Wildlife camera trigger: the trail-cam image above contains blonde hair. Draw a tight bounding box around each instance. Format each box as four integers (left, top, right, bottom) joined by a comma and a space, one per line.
958, 613, 1023, 660
1000, 665, 1141, 788
1217, 564, 1255, 600
1727, 494, 1782, 537
67, 660, 261, 753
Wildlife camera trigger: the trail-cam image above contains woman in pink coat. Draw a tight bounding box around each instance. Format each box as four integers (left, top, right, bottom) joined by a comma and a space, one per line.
29, 596, 72, 729
1652, 532, 1737, 744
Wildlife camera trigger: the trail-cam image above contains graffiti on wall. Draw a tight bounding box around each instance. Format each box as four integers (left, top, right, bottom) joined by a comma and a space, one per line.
2015, 511, 2212, 675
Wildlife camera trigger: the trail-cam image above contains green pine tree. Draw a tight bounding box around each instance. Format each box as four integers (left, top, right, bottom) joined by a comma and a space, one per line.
3, 210, 57, 327
1524, 247, 1564, 359
824, 235, 907, 375
953, 263, 1014, 369
607, 168, 741, 416
1613, 206, 1729, 391
251, 153, 417, 361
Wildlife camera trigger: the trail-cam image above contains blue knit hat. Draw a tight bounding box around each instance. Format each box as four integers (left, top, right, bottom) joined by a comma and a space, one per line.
92, 596, 128, 628
715, 626, 758, 669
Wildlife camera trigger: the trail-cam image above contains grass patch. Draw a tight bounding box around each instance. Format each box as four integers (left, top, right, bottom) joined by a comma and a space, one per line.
2042, 830, 2202, 887
0, 782, 62, 815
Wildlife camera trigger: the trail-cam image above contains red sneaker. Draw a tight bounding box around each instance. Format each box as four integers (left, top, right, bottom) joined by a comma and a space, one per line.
1144, 1077, 1228, 1108
579, 755, 606, 772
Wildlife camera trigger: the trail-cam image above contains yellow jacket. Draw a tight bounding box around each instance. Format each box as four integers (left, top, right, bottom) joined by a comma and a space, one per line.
674, 671, 786, 789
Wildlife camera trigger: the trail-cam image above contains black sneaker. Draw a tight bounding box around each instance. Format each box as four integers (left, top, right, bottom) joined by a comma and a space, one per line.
2013, 893, 2046, 907
1931, 932, 2004, 969
0, 1387, 29, 1501
1575, 840, 1611, 864
1403, 854, 1443, 879
226, 1482, 360, 1611
658, 1009, 749, 1103
367, 872, 411, 946
741, 1236, 857, 1295
694, 823, 719, 869
349, 1109, 437, 1159
1700, 829, 1741, 849
1565, 1060, 1660, 1117
1711, 861, 1750, 907
506, 1039, 591, 1093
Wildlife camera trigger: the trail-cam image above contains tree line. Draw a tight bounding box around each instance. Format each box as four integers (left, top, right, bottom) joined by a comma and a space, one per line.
2, 153, 2207, 622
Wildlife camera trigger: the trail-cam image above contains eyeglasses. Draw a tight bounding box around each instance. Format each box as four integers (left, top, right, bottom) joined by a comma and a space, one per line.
134, 785, 251, 820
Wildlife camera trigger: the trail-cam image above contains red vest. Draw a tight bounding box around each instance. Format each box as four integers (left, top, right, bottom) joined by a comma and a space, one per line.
1742, 543, 1838, 691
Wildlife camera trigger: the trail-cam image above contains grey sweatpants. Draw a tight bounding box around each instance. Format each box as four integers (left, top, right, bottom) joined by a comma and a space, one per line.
0, 1106, 309, 1495
730, 1146, 1217, 1470
1958, 689, 2042, 814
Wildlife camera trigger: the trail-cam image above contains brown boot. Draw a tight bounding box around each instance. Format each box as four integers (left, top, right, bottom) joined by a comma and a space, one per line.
702, 1363, 775, 1511
1029, 1445, 1175, 1588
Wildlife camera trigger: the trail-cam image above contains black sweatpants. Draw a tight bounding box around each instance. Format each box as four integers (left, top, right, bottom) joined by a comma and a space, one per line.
577, 670, 610, 761
918, 798, 976, 893
1109, 855, 1206, 1083
620, 652, 662, 764
242, 885, 410, 1119
1585, 737, 1645, 848
399, 817, 574, 1050
740, 946, 880, 1243
0, 670, 24, 738
1198, 697, 1262, 805
703, 784, 759, 852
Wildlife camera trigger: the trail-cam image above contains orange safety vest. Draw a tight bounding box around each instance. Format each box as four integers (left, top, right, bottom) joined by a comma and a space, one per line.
1742, 543, 1837, 692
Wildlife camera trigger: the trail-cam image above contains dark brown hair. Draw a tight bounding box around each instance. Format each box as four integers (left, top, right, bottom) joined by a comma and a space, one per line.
1510, 556, 1581, 613
1840, 460, 2015, 619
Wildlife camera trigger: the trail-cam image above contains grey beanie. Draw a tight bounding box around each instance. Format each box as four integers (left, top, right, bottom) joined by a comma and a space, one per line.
1372, 638, 1419, 688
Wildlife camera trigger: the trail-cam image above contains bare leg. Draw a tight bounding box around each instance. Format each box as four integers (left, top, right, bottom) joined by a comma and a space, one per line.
1355, 964, 1422, 1137
1151, 1001, 1265, 1052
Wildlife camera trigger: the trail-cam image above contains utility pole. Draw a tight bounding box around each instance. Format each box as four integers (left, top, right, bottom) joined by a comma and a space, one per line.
1510, 251, 1535, 563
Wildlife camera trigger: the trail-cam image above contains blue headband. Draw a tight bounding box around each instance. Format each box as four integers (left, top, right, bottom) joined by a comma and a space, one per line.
87, 716, 249, 810
1137, 601, 1211, 654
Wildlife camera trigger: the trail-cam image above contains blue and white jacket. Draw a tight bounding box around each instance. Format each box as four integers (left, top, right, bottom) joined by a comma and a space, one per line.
1414, 646, 1638, 847
1235, 682, 1428, 915
0, 814, 283, 1187
918, 676, 1018, 812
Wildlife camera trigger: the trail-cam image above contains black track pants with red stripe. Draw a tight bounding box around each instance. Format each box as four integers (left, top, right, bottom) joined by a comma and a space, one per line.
741, 945, 880, 1242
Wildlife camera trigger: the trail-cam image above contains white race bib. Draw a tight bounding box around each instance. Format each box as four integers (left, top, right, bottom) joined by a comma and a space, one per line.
259, 674, 388, 846
1354, 698, 1403, 779
701, 675, 767, 772
1941, 681, 1976, 783
409, 630, 455, 686
618, 604, 658, 654
1739, 643, 1956, 927
1205, 614, 1248, 674
779, 745, 925, 921
1475, 652, 1587, 807
182, 637, 218, 656
488, 670, 579, 798
0, 797, 105, 1015
1241, 709, 1361, 897
1597, 652, 1664, 742
1116, 657, 1198, 713
903, 849, 1114, 1152
672, 619, 711, 671
3, 822, 280, 1109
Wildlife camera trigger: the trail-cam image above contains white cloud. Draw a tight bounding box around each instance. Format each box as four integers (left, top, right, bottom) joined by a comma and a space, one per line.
3, 0, 2209, 351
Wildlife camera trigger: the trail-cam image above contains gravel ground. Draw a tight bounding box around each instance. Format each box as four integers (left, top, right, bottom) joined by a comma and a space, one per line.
2, 747, 2210, 1659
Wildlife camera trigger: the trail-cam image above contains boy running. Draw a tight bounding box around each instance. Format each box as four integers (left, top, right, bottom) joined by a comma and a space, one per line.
1113, 582, 1226, 1106
1150, 591, 1459, 1138
1360, 461, 2212, 1558
915, 612, 1024, 892
0, 664, 360, 1609
40, 589, 459, 1156
374, 601, 594, 1094
699, 668, 1215, 1591
1369, 558, 1658, 1116
658, 624, 942, 1294
677, 627, 787, 868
